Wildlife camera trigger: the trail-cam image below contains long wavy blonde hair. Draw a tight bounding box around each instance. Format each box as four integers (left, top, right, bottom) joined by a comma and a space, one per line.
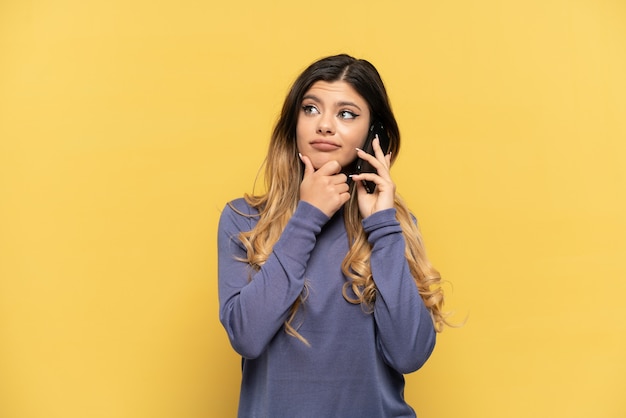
235, 54, 449, 344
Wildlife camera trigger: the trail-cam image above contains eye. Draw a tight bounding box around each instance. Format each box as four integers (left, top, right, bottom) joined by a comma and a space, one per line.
302, 105, 320, 115
338, 110, 358, 120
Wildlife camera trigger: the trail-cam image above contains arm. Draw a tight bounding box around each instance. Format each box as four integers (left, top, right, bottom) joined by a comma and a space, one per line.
364, 208, 437, 374
217, 199, 329, 359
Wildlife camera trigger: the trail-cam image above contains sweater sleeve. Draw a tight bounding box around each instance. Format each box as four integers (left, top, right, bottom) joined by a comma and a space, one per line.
363, 208, 437, 374
218, 199, 329, 359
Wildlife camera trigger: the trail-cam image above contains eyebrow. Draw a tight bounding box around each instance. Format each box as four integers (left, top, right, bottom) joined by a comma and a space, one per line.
302, 94, 363, 112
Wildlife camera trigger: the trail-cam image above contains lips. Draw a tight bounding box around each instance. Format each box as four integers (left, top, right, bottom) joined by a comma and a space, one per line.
310, 140, 340, 151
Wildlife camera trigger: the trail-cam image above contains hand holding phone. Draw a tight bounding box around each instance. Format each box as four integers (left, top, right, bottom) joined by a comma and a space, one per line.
355, 121, 391, 193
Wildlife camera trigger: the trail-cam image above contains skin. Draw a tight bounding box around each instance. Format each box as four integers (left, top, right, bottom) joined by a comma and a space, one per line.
296, 80, 396, 219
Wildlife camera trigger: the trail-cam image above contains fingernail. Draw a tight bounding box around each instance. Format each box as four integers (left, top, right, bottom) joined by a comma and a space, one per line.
298, 152, 303, 159
355, 148, 363, 153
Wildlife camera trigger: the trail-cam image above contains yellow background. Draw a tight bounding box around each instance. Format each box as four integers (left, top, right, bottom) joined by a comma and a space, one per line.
1, 1, 625, 417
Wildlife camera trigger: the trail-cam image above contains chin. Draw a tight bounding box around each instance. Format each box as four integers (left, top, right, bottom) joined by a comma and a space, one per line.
307, 153, 355, 171
311, 160, 326, 170
309, 156, 330, 170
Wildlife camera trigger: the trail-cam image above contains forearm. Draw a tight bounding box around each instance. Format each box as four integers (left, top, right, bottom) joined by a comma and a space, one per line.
218, 201, 329, 358
365, 209, 437, 373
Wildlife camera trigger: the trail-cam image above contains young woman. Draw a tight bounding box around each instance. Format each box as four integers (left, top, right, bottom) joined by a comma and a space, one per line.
218, 54, 448, 418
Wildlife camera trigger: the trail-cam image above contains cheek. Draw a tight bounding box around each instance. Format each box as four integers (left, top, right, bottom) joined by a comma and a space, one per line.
296, 116, 319, 154
295, 128, 306, 153
343, 125, 369, 148
295, 116, 307, 147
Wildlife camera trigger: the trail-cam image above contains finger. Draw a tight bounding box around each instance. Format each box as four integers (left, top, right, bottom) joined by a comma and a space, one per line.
351, 172, 387, 191
316, 159, 343, 176
351, 172, 380, 184
385, 151, 392, 166
356, 147, 386, 172
299, 153, 315, 176
372, 135, 387, 161
354, 176, 367, 196
335, 181, 350, 193
339, 190, 351, 206
331, 173, 348, 185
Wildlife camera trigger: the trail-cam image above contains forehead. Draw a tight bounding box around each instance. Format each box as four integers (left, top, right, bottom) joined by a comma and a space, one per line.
304, 81, 366, 105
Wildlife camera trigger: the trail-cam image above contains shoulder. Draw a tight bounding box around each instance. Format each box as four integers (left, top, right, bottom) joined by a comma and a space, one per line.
218, 197, 260, 234
226, 197, 259, 216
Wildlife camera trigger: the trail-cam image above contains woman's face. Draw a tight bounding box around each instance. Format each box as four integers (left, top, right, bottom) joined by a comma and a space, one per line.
296, 80, 371, 170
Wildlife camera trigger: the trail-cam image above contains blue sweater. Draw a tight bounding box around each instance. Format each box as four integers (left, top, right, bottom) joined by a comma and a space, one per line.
218, 198, 436, 418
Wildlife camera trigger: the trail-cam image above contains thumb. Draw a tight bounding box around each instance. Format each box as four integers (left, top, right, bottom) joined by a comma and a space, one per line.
299, 153, 315, 176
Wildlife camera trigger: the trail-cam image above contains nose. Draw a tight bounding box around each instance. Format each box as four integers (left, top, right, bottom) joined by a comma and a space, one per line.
316, 114, 335, 135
